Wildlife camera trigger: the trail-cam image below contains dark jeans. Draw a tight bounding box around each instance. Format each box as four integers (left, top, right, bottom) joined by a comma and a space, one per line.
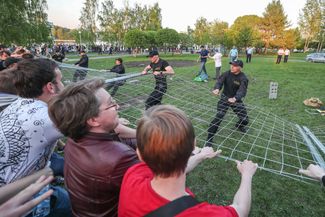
50, 152, 64, 177
106, 80, 125, 97
145, 83, 167, 110
73, 69, 87, 82
198, 62, 207, 75
246, 54, 252, 63
215, 67, 221, 79
26, 186, 71, 217
276, 55, 282, 64
206, 97, 249, 145
284, 55, 289, 63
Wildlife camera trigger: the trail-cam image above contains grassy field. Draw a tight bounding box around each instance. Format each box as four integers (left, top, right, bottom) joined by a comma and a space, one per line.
61, 53, 325, 216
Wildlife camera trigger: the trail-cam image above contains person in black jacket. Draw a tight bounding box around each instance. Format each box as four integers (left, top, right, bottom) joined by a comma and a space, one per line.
106, 58, 126, 96
206, 60, 249, 147
52, 49, 65, 63
73, 50, 89, 82
142, 50, 175, 110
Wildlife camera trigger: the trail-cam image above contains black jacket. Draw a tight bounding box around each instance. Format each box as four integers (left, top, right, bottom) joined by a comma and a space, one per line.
214, 70, 248, 101
75, 54, 88, 68
110, 64, 125, 74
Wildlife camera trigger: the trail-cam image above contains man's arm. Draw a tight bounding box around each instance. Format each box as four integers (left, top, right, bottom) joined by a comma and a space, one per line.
142, 65, 152, 74
114, 123, 136, 139
185, 147, 221, 173
214, 72, 226, 90
161, 66, 174, 75
234, 78, 248, 101
230, 160, 258, 217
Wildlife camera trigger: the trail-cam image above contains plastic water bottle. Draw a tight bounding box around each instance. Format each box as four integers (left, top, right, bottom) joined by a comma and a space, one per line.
32, 184, 50, 217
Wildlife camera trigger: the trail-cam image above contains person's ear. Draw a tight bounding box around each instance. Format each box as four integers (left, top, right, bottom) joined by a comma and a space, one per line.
86, 117, 100, 128
136, 148, 144, 162
45, 82, 55, 94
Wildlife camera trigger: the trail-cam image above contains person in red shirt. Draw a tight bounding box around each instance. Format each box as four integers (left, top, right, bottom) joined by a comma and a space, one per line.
119, 105, 258, 217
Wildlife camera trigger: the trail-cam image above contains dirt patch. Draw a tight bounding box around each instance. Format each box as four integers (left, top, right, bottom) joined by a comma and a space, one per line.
125, 60, 197, 68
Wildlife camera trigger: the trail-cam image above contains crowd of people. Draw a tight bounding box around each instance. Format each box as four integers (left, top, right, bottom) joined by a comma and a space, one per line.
0, 44, 322, 217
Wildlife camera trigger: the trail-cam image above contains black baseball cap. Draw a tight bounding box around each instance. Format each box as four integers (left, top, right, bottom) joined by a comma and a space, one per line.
146, 50, 159, 57
229, 59, 244, 68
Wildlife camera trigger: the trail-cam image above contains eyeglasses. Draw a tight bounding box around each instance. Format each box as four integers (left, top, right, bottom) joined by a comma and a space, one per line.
99, 99, 118, 112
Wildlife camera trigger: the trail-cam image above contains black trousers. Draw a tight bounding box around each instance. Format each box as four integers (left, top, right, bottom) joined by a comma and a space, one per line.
145, 83, 167, 110
284, 55, 289, 63
106, 80, 125, 97
73, 69, 87, 82
246, 54, 252, 63
276, 55, 282, 64
206, 97, 249, 144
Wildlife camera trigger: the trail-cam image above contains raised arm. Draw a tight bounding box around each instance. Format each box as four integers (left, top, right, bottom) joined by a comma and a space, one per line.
185, 147, 221, 173
142, 65, 152, 74
230, 160, 258, 217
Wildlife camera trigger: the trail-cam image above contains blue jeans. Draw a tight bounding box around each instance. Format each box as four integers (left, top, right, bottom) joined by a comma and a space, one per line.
26, 186, 72, 217
198, 62, 207, 75
47, 186, 72, 217
50, 152, 64, 177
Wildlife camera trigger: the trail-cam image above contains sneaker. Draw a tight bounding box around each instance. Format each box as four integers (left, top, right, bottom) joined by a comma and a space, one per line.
237, 126, 247, 133
203, 79, 208, 83
205, 141, 213, 147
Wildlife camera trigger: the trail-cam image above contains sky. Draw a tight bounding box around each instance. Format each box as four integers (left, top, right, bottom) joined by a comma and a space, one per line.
47, 0, 307, 31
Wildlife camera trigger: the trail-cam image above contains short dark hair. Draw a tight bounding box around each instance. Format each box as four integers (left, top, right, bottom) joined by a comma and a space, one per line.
48, 79, 106, 140
14, 58, 58, 98
116, 58, 123, 63
0, 69, 17, 94
136, 105, 195, 178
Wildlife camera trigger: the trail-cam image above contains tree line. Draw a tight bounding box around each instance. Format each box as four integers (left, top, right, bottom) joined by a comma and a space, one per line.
0, 0, 324, 53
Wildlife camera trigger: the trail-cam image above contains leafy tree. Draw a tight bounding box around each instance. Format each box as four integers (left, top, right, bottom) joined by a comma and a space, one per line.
156, 28, 179, 54
124, 29, 146, 49
230, 15, 262, 48
209, 20, 229, 47
144, 31, 157, 50
193, 17, 210, 46
283, 28, 301, 49
178, 33, 193, 49
235, 26, 254, 48
80, 0, 98, 45
0, 0, 51, 45
260, 0, 290, 52
98, 1, 162, 45
299, 0, 323, 52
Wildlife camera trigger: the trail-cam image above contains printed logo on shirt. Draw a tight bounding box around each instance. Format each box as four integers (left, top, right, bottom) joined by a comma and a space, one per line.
234, 80, 240, 86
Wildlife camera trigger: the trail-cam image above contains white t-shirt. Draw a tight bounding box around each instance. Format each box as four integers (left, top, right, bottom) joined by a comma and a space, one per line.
213, 52, 222, 67
0, 98, 62, 186
277, 49, 284, 55
284, 49, 290, 55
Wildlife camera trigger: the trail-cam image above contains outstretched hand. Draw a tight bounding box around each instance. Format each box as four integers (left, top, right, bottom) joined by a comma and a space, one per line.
198, 147, 222, 159
299, 164, 325, 181
0, 175, 54, 217
236, 160, 258, 178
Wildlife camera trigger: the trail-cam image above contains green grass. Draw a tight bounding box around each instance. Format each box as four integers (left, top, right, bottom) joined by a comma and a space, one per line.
61, 53, 325, 217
